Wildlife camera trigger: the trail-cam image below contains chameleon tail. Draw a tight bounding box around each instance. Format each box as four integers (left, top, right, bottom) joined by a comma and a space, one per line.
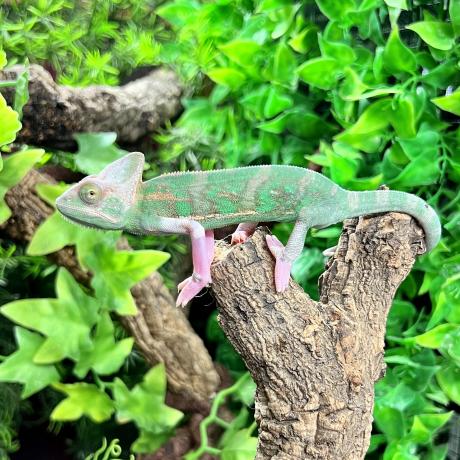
345, 190, 441, 251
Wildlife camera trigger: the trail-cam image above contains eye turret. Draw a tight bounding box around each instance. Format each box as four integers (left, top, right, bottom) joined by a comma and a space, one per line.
79, 183, 102, 204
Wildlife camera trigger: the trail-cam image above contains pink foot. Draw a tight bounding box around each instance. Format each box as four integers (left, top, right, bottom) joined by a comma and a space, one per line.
231, 230, 250, 245
176, 273, 211, 307
266, 235, 292, 293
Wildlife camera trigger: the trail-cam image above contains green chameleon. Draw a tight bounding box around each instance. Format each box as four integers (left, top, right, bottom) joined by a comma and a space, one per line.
56, 152, 441, 307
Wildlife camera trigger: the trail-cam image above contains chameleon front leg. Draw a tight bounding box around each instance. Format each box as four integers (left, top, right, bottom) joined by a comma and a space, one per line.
177, 229, 214, 292
231, 222, 258, 245
266, 220, 310, 292
141, 216, 214, 307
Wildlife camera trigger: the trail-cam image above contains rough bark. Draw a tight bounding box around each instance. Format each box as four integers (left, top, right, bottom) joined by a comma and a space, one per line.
0, 64, 182, 145
1, 169, 219, 410
211, 215, 425, 459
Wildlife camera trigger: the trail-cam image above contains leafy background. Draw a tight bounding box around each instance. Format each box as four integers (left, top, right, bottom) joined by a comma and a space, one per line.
0, 0, 459, 459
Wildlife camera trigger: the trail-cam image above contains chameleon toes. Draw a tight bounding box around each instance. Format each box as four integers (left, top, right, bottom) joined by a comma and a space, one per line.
231, 231, 249, 245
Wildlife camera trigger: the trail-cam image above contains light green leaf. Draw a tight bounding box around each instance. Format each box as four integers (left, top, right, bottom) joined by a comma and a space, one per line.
207, 68, 246, 90
132, 430, 172, 454
414, 324, 459, 349
383, 29, 417, 75
0, 49, 6, 70
257, 112, 290, 134
73, 312, 134, 378
263, 87, 293, 118
272, 41, 297, 86
0, 269, 98, 363
82, 243, 170, 315
384, 0, 407, 9
221, 429, 258, 460
437, 363, 460, 404
0, 327, 60, 398
113, 364, 182, 451
74, 132, 128, 175
432, 91, 460, 116
51, 383, 114, 422
409, 412, 452, 444
0, 149, 44, 223
27, 212, 86, 255
450, 0, 460, 36
219, 40, 262, 67
319, 36, 356, 66
391, 97, 416, 138
0, 94, 21, 147
297, 57, 342, 90
315, 0, 355, 22
406, 21, 455, 51
13, 67, 29, 118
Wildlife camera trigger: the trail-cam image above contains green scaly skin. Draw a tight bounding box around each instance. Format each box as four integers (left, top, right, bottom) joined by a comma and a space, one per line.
56, 152, 441, 306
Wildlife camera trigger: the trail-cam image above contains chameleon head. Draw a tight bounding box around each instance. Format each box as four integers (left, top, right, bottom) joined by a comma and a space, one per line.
55, 151, 145, 230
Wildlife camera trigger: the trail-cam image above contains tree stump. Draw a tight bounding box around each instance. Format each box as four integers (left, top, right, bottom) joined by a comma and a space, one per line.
211, 214, 425, 459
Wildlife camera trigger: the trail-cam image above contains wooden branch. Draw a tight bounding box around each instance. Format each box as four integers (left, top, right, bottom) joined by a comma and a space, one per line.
211, 215, 425, 459
1, 170, 219, 411
0, 64, 182, 145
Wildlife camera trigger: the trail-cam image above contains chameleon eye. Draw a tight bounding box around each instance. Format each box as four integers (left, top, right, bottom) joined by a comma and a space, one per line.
79, 183, 101, 204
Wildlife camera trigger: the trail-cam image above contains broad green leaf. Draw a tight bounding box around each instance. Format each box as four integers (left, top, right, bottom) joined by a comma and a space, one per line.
13, 67, 29, 118
0, 149, 44, 223
384, 0, 407, 9
414, 324, 459, 349
315, 0, 355, 22
297, 57, 342, 90
450, 0, 460, 36
220, 40, 262, 67
383, 29, 417, 75
257, 112, 290, 133
221, 429, 258, 460
0, 327, 60, 398
319, 36, 356, 66
0, 269, 98, 363
436, 363, 460, 404
406, 22, 455, 51
288, 26, 318, 54
73, 312, 134, 378
263, 87, 293, 118
422, 60, 458, 89
207, 68, 246, 90
51, 383, 114, 422
27, 211, 88, 255
132, 430, 172, 454
113, 364, 182, 451
0, 49, 6, 69
156, 1, 199, 29
272, 41, 297, 86
0, 94, 21, 147
74, 132, 128, 175
432, 91, 460, 116
409, 412, 452, 444
374, 404, 406, 440
82, 243, 170, 315
391, 97, 416, 138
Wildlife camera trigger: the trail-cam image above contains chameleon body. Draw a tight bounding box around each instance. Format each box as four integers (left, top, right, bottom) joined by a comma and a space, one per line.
56, 152, 441, 307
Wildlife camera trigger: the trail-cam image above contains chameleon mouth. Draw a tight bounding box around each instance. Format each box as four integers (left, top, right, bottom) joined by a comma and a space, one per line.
56, 203, 119, 227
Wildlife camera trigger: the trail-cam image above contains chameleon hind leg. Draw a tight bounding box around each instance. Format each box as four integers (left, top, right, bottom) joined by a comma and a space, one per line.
266, 220, 310, 292
231, 222, 258, 244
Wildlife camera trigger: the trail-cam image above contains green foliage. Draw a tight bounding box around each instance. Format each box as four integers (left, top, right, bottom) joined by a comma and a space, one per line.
0, 0, 164, 86
113, 363, 183, 453
1, 0, 460, 458
85, 438, 134, 460
185, 373, 257, 460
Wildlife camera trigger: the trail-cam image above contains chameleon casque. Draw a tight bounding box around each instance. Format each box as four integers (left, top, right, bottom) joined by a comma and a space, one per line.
56, 152, 441, 307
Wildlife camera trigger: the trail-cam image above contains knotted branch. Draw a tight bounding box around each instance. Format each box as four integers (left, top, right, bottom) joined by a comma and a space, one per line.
211, 214, 425, 459
0, 64, 182, 146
